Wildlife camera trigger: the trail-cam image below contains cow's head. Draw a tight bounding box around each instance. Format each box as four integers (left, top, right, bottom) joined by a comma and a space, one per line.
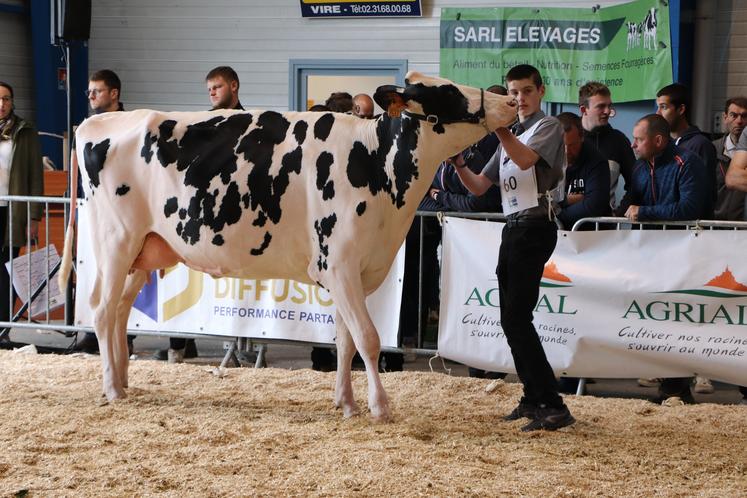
374, 71, 517, 134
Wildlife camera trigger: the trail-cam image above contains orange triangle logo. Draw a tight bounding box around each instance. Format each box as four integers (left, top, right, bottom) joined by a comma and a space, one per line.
542, 261, 572, 283
704, 267, 747, 292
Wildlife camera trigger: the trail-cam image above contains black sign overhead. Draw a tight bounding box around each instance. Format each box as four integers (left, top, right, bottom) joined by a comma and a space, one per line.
300, 0, 421, 18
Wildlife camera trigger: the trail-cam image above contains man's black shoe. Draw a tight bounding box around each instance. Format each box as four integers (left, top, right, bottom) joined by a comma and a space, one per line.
153, 349, 168, 361
520, 405, 575, 432
503, 402, 537, 421
73, 333, 99, 354
184, 339, 198, 359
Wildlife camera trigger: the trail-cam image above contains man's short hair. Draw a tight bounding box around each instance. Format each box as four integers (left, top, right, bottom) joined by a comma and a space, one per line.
309, 104, 329, 112
89, 69, 121, 93
205, 66, 240, 89
557, 112, 583, 134
505, 64, 542, 88
725, 96, 747, 113
486, 84, 508, 96
636, 113, 671, 138
324, 92, 353, 113
0, 81, 13, 99
578, 81, 611, 107
656, 83, 690, 119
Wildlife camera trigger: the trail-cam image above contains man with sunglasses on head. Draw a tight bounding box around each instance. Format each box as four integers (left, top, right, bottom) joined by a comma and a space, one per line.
578, 81, 635, 211
74, 70, 132, 355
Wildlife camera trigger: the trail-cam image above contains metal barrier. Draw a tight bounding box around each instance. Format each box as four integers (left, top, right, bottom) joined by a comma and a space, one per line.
6, 200, 745, 380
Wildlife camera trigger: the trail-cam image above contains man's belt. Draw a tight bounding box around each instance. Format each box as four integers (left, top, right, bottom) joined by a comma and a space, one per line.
505, 218, 557, 229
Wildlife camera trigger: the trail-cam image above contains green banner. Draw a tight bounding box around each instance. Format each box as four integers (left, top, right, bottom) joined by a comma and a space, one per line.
440, 0, 672, 103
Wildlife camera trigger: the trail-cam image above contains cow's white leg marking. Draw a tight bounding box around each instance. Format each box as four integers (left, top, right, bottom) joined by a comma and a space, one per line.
328, 269, 391, 423
114, 269, 148, 389
334, 311, 359, 418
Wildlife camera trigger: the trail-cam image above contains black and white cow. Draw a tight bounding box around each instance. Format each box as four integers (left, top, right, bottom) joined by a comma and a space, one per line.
59, 71, 517, 421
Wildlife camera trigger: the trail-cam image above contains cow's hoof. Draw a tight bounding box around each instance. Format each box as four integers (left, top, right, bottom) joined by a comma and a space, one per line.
369, 405, 393, 424
103, 388, 127, 402
341, 402, 361, 419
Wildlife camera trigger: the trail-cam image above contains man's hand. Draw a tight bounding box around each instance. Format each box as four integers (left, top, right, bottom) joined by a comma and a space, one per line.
29, 220, 39, 245
566, 193, 584, 206
429, 188, 440, 202
625, 205, 640, 222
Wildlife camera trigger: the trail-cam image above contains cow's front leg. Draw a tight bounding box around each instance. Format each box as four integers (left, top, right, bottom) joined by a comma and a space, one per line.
328, 270, 391, 423
334, 311, 359, 418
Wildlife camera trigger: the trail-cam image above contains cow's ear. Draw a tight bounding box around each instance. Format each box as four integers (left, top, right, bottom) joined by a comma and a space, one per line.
374, 85, 407, 118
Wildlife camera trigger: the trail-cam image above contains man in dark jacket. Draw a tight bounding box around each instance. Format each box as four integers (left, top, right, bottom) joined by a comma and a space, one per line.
622, 114, 709, 223
556, 112, 611, 230
713, 96, 747, 221
656, 83, 717, 217
579, 81, 635, 210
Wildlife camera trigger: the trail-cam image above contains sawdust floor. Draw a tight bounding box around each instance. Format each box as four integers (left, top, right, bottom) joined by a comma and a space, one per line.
0, 350, 745, 497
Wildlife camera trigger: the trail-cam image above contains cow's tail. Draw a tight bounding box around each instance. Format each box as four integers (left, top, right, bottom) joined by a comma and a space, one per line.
57, 148, 79, 291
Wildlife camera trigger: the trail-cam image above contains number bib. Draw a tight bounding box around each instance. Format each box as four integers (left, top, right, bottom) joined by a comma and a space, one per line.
499, 120, 543, 215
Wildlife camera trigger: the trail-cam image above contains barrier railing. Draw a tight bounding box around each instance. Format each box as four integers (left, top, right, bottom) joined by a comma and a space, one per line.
8, 198, 744, 379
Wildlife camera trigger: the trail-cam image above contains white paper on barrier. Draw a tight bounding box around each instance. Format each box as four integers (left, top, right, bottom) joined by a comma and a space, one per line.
74, 203, 403, 347
438, 216, 747, 386
5, 245, 65, 318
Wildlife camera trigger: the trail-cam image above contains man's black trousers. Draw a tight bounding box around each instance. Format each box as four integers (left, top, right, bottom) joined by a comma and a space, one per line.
497, 223, 564, 409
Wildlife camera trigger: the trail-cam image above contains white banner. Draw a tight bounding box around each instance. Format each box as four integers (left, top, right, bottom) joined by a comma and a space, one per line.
438, 217, 747, 386
74, 203, 403, 347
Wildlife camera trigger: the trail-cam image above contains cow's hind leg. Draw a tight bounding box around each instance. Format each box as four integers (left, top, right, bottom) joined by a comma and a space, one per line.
334, 311, 359, 418
328, 270, 391, 422
114, 269, 148, 389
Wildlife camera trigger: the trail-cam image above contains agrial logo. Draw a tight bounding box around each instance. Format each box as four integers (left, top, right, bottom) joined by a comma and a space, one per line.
623, 267, 747, 325
465, 260, 577, 314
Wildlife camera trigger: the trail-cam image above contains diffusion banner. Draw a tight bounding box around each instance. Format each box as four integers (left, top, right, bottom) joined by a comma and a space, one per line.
440, 0, 672, 103
74, 204, 403, 347
438, 217, 747, 386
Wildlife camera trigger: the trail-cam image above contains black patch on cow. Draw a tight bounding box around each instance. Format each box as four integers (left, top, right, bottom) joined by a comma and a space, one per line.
143, 113, 257, 245
164, 197, 178, 218
346, 115, 420, 208
315, 152, 335, 200
176, 222, 183, 236
293, 120, 308, 145
140, 131, 157, 163
115, 184, 130, 196
356, 201, 366, 216
213, 182, 242, 231
155, 120, 179, 167
241, 193, 251, 209
237, 112, 299, 227
253, 210, 267, 227
212, 234, 224, 246
316, 281, 325, 290
82, 139, 110, 189
250, 232, 272, 256
314, 213, 337, 271
313, 113, 334, 141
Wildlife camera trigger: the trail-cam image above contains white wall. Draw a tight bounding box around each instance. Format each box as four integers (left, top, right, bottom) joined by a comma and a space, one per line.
89, 0, 630, 112
712, 0, 747, 129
